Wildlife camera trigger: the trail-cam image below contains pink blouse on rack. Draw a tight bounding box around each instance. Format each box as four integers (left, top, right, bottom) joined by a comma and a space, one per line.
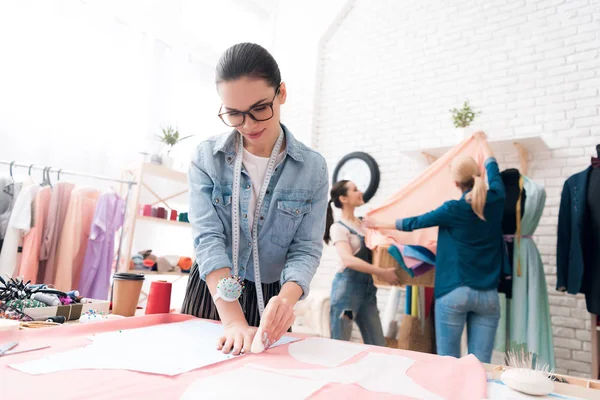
53, 188, 100, 292
18, 187, 51, 284
39, 182, 75, 285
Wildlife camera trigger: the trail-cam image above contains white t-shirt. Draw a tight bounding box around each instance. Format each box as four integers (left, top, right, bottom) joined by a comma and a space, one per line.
242, 146, 285, 229
329, 219, 366, 272
0, 183, 39, 278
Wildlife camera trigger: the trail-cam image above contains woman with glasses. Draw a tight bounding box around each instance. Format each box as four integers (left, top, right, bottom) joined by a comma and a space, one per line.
182, 43, 329, 356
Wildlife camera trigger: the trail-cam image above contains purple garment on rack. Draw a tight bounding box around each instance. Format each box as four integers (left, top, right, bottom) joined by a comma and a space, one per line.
77, 192, 125, 300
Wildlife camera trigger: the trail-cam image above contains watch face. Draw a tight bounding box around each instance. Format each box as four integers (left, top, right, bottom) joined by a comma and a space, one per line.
337, 158, 372, 193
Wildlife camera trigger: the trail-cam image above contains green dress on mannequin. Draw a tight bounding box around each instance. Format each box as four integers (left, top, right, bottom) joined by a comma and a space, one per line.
495, 176, 555, 369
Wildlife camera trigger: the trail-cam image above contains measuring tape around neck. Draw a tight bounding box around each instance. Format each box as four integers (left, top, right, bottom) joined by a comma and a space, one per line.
231, 129, 284, 316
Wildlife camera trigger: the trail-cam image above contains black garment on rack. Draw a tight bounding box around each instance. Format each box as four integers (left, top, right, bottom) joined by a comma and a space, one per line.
582, 162, 600, 314
499, 169, 526, 299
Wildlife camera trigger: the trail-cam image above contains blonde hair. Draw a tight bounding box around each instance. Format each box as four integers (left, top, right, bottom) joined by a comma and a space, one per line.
451, 155, 487, 221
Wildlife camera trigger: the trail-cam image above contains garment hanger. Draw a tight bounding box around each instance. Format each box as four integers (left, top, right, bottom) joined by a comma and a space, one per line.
41, 167, 48, 186
46, 167, 53, 188
56, 169, 62, 182
596, 144, 599, 158
28, 164, 34, 176
41, 167, 52, 188
9, 161, 15, 183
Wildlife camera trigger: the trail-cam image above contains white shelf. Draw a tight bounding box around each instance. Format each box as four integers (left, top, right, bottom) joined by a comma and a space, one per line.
138, 162, 187, 184
402, 135, 550, 160
136, 215, 191, 227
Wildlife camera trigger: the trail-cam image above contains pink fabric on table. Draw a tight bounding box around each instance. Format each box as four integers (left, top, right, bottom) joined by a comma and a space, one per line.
366, 134, 486, 250
0, 315, 487, 400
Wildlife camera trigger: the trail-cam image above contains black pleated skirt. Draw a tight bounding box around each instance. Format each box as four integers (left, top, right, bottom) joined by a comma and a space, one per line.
181, 261, 281, 327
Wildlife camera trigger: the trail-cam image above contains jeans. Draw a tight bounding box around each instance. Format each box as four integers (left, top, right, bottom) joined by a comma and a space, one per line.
435, 286, 500, 363
330, 268, 386, 346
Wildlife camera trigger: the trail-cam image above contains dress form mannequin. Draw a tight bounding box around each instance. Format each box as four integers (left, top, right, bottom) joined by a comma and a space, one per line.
500, 169, 526, 299
583, 145, 600, 314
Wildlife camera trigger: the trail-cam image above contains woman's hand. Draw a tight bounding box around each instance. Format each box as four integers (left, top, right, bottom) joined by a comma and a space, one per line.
217, 321, 258, 355
377, 267, 401, 285
363, 217, 395, 230
257, 295, 295, 347
473, 131, 487, 141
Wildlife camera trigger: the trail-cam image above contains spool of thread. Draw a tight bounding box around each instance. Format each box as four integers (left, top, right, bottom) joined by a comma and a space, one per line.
78, 297, 94, 304
170, 209, 178, 221
156, 207, 166, 219
151, 207, 158, 217
145, 280, 172, 315
60, 296, 74, 305
32, 292, 60, 307
178, 257, 193, 272
46, 315, 66, 324
142, 204, 152, 216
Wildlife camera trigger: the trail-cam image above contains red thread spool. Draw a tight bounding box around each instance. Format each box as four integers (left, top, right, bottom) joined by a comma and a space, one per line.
142, 204, 152, 216
145, 280, 172, 315
156, 207, 166, 219
170, 209, 178, 221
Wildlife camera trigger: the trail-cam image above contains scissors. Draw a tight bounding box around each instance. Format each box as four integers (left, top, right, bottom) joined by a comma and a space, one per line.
0, 341, 50, 357
0, 341, 18, 356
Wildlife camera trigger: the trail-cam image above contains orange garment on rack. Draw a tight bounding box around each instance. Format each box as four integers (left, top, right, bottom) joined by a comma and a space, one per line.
365, 134, 486, 250
19, 187, 51, 284
54, 187, 100, 292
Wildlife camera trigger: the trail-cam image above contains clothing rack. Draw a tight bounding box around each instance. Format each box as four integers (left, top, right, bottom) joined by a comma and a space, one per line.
0, 160, 137, 275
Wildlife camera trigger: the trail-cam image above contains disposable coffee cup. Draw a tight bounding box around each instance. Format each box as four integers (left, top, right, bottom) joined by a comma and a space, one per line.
112, 273, 145, 317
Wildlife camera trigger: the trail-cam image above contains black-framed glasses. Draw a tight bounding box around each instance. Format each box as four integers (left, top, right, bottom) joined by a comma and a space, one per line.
218, 88, 280, 128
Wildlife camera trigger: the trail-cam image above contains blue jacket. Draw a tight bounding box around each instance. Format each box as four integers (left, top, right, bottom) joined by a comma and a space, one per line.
557, 167, 591, 295
396, 158, 508, 299
188, 124, 328, 299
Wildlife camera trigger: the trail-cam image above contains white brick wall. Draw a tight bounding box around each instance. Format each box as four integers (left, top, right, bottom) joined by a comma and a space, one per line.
308, 0, 600, 377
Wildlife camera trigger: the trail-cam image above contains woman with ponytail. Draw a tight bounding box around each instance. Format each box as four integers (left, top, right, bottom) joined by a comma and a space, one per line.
365, 132, 506, 363
325, 180, 399, 346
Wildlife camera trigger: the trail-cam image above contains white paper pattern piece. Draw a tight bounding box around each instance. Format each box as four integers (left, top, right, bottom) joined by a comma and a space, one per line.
180, 366, 327, 400
288, 337, 368, 367
486, 380, 584, 400
249, 352, 444, 399
10, 320, 299, 376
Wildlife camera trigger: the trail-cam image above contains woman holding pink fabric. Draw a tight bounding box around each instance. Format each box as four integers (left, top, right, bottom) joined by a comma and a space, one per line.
365, 132, 507, 363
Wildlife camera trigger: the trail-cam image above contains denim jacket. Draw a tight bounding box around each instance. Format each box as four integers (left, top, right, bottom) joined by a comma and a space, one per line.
188, 124, 328, 299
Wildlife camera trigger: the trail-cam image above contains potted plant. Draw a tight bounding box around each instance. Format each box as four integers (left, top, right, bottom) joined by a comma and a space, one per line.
156, 126, 193, 168
450, 100, 481, 139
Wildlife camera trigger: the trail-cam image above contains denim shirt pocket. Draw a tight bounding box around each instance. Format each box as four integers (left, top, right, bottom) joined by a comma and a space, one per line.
270, 199, 312, 248
212, 184, 232, 235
